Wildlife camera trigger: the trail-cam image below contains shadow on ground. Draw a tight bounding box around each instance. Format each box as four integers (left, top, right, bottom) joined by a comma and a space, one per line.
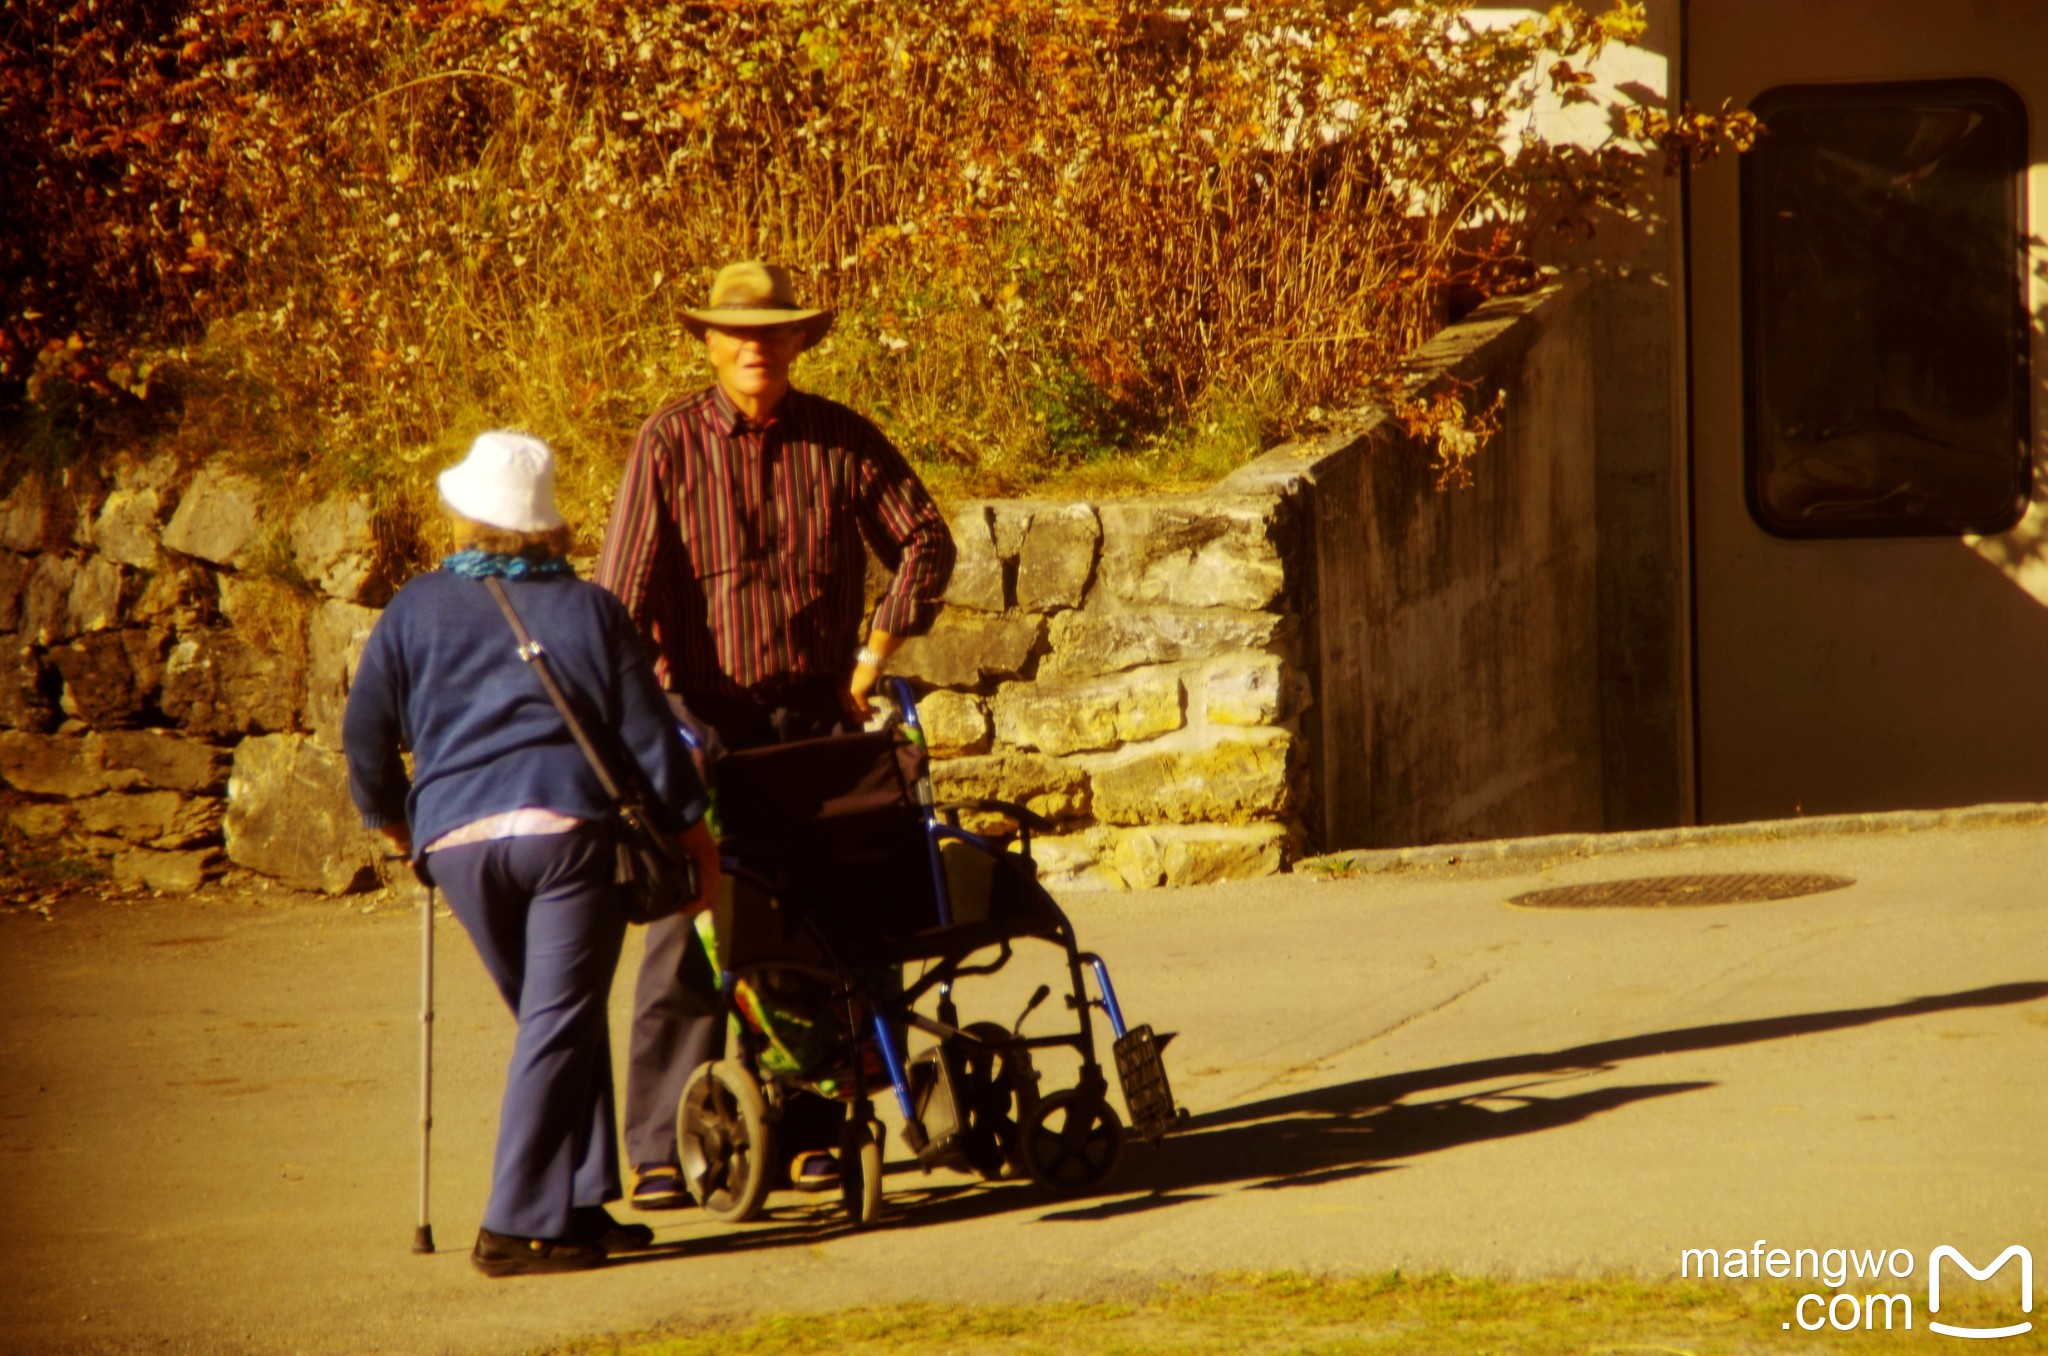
610, 979, 2048, 1264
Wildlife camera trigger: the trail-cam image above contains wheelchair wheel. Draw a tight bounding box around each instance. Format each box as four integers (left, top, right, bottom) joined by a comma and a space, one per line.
678, 1059, 773, 1222
1019, 1086, 1124, 1194
838, 1117, 885, 1226
957, 1021, 1038, 1180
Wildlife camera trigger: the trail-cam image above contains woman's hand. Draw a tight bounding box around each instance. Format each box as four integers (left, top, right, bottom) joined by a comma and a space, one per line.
680, 819, 721, 915
378, 823, 414, 858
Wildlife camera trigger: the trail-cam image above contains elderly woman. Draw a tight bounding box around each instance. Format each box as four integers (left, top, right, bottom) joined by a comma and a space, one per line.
344, 431, 719, 1277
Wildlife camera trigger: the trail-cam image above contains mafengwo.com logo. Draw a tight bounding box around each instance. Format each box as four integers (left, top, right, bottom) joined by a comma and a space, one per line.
1679, 1241, 2033, 1337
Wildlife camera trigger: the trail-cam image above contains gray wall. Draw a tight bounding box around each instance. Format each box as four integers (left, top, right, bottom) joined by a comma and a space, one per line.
1230, 276, 1605, 852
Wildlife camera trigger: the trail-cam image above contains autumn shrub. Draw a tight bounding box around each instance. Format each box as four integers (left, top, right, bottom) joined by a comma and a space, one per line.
1, 0, 1693, 542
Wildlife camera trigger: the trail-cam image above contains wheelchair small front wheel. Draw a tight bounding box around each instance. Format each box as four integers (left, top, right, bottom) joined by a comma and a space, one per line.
678, 1059, 773, 1222
839, 1117, 885, 1226
1019, 1086, 1124, 1194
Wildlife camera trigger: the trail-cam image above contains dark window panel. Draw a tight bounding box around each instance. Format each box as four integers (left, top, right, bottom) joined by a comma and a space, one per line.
1740, 79, 2031, 538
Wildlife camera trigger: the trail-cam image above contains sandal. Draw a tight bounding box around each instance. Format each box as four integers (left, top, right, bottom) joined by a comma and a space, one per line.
789, 1149, 842, 1192
630, 1164, 692, 1211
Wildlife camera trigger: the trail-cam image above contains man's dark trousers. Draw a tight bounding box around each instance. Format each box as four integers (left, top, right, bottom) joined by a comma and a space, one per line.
622, 679, 849, 1174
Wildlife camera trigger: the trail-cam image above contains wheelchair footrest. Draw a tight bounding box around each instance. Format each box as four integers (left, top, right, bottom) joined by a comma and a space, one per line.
907, 1046, 964, 1168
1113, 1023, 1184, 1142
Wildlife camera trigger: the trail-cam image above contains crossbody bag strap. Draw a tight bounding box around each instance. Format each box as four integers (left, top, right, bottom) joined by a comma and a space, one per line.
480, 575, 629, 805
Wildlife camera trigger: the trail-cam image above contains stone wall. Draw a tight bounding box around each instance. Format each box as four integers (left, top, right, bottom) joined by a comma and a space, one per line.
890, 275, 1601, 887
883, 497, 1308, 890
0, 274, 1601, 896
0, 461, 399, 894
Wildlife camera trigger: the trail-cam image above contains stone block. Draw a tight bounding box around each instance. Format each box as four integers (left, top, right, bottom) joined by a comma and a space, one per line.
20, 555, 78, 644
92, 488, 163, 569
306, 600, 382, 751
224, 734, 382, 894
1030, 828, 1127, 891
7, 801, 72, 839
51, 630, 163, 727
941, 506, 1005, 613
292, 496, 392, 605
0, 551, 27, 632
1040, 609, 1288, 681
990, 501, 1035, 559
931, 750, 1090, 823
111, 847, 213, 894
115, 453, 181, 496
886, 611, 1044, 689
991, 670, 1183, 756
0, 634, 57, 733
74, 790, 184, 842
0, 731, 111, 797
1086, 730, 1294, 825
1109, 823, 1287, 887
67, 556, 123, 635
1200, 654, 1286, 727
127, 559, 214, 625
161, 466, 264, 568
162, 627, 301, 738
0, 475, 48, 552
1109, 827, 1167, 888
916, 689, 990, 755
1015, 504, 1100, 612
157, 795, 224, 849
1161, 823, 1288, 885
94, 730, 230, 793
1095, 499, 1286, 610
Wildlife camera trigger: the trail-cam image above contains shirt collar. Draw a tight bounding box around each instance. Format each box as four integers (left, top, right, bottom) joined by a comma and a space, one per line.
707, 383, 802, 437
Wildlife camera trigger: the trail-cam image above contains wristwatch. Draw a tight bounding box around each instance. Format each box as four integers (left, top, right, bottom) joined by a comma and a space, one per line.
855, 644, 881, 669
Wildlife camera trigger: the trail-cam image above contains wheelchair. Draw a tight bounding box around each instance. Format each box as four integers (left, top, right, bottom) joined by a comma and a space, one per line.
676, 682, 1185, 1226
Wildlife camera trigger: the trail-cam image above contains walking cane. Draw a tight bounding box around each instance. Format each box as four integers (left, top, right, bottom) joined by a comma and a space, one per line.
411, 861, 436, 1254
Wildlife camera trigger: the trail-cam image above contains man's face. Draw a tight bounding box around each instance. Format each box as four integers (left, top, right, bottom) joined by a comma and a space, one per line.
705, 322, 807, 411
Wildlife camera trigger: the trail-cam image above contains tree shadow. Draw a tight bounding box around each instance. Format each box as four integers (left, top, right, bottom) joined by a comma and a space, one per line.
611, 979, 2047, 1262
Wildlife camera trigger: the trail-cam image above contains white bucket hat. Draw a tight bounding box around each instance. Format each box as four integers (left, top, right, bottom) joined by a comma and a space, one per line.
437, 430, 566, 533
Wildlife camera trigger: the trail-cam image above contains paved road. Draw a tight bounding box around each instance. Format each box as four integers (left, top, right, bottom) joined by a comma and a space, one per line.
3, 819, 2043, 1354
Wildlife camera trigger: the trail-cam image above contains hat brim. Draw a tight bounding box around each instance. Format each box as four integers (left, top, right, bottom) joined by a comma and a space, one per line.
682, 307, 835, 350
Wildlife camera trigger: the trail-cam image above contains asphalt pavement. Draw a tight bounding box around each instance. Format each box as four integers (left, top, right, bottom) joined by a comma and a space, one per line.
2, 811, 2044, 1354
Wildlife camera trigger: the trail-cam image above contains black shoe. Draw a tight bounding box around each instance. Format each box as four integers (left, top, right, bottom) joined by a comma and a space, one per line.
571, 1205, 655, 1254
471, 1227, 607, 1278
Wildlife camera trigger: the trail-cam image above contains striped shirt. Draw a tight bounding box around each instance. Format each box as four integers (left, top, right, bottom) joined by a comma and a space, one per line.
594, 384, 954, 697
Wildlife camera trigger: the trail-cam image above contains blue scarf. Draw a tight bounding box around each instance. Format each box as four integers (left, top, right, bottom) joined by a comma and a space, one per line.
441, 548, 575, 580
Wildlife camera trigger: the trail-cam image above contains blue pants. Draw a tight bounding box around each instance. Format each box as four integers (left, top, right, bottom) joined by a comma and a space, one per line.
430, 828, 626, 1241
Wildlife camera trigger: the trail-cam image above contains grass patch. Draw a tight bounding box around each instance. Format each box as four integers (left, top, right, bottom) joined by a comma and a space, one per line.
553, 1271, 2014, 1355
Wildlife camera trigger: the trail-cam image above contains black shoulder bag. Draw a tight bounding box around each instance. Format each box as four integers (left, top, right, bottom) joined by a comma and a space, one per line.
482, 576, 696, 924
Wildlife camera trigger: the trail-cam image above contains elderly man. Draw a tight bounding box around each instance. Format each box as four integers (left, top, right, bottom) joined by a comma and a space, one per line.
595, 261, 954, 1206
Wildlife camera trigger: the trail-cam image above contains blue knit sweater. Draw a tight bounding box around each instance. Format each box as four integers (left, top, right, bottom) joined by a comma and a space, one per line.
343, 569, 707, 854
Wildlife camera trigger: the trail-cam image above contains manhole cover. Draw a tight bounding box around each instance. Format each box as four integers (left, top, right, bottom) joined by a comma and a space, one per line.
1508, 872, 1854, 909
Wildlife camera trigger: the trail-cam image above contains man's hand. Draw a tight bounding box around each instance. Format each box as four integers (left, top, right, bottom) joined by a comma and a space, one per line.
845, 629, 899, 726
680, 819, 721, 916
378, 823, 414, 858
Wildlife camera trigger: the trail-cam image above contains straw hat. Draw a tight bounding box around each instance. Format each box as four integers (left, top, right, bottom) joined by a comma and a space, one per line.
680, 261, 834, 349
436, 430, 566, 533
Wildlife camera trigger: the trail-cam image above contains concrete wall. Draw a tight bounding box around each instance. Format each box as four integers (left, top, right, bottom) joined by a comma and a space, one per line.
1229, 275, 1604, 853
